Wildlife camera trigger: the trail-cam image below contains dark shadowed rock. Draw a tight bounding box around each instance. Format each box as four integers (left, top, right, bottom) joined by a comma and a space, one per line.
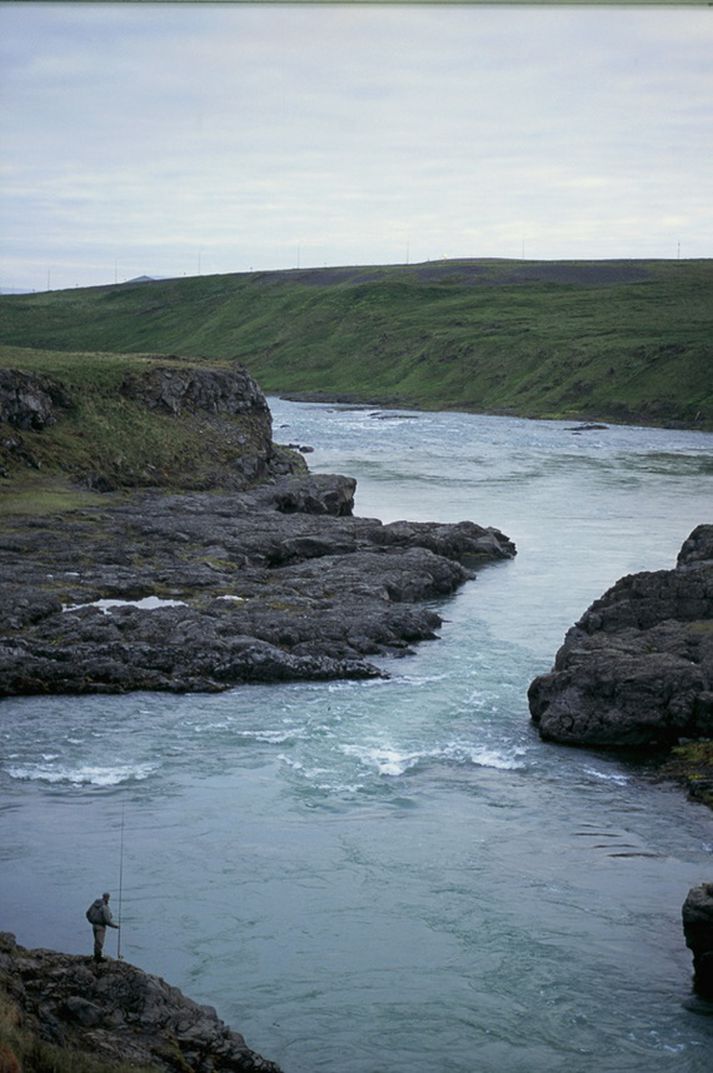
0, 368, 72, 431
0, 931, 281, 1071
528, 525, 713, 748
682, 883, 713, 1000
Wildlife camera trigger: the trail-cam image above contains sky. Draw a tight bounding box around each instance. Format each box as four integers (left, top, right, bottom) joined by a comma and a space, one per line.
0, 2, 712, 292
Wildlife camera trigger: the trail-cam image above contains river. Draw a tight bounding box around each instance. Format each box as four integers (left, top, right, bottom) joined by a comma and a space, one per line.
1, 400, 712, 1072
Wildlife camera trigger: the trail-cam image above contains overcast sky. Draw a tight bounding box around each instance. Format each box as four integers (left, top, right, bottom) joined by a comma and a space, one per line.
1, 3, 711, 291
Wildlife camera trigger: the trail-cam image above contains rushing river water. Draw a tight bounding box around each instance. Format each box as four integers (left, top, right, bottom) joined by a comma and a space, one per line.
2, 401, 713, 1072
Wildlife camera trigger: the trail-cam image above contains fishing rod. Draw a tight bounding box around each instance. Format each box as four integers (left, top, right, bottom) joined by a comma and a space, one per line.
117, 801, 125, 960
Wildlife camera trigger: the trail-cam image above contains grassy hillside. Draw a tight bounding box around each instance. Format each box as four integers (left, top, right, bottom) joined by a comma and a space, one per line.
1, 258, 711, 428
0, 346, 298, 508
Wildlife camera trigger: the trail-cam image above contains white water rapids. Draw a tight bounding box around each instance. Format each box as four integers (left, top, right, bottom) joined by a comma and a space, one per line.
1, 400, 712, 1072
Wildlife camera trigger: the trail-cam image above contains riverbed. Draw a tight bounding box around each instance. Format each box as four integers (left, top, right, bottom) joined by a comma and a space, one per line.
1, 401, 712, 1072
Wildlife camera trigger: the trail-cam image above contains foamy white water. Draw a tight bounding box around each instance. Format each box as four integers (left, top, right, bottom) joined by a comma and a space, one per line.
1, 401, 712, 1072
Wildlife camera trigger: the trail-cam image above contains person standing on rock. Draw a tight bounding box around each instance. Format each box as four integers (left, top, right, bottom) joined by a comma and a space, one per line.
86, 891, 119, 962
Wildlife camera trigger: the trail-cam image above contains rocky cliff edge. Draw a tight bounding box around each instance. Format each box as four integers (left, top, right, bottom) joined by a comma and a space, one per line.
0, 931, 280, 1072
528, 525, 713, 756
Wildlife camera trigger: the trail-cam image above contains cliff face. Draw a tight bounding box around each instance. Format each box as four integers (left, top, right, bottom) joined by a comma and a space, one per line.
0, 931, 281, 1073
0, 355, 305, 492
528, 525, 713, 752
0, 368, 73, 431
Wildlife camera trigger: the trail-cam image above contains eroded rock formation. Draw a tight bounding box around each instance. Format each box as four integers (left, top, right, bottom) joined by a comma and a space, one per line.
0, 931, 280, 1071
0, 359, 305, 491
0, 473, 515, 695
528, 525, 713, 747
0, 368, 72, 430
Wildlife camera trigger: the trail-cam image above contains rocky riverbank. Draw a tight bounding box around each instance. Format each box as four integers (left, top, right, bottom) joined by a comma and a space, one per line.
528, 524, 713, 803
528, 525, 713, 746
0, 931, 280, 1072
0, 352, 515, 695
0, 471, 515, 696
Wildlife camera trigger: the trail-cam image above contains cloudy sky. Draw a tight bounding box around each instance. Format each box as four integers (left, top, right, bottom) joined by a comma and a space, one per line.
1, 2, 711, 291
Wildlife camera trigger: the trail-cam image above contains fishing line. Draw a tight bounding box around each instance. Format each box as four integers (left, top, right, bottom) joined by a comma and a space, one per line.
117, 801, 125, 960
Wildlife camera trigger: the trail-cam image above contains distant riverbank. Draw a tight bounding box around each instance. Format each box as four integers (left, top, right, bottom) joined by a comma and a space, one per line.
1, 257, 711, 431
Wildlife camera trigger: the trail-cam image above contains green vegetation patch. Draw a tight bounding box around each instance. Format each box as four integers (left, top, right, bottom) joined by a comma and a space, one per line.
1, 259, 712, 428
0, 345, 270, 499
661, 740, 713, 808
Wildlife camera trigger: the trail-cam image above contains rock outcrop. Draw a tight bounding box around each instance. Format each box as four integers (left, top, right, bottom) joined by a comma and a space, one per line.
0, 368, 72, 430
528, 525, 713, 747
120, 362, 270, 419
682, 883, 713, 1000
0, 368, 75, 476
0, 931, 280, 1072
0, 473, 515, 695
0, 358, 306, 491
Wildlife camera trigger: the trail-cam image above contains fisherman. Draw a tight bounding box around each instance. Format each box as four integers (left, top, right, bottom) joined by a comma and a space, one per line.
86, 891, 119, 962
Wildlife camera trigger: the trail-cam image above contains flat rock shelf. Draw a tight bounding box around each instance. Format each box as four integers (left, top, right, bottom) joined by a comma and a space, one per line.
0, 473, 515, 695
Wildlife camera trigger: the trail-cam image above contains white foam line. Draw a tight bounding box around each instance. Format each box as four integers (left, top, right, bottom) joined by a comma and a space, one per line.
63, 596, 187, 614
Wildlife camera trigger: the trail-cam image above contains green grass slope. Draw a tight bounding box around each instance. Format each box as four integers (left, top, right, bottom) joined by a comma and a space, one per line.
1, 258, 711, 428
0, 346, 296, 507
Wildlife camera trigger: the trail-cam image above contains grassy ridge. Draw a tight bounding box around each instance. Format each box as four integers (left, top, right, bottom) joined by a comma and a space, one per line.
0, 346, 289, 505
1, 258, 712, 428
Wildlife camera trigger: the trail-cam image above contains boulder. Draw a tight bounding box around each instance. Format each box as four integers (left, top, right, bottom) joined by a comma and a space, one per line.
682, 883, 713, 999
528, 526, 713, 747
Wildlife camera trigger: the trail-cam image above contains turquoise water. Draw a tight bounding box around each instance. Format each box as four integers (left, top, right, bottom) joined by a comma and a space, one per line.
1, 401, 712, 1071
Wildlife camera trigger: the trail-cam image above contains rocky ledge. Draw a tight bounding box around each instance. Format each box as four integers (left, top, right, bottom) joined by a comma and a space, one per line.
528, 525, 713, 748
0, 473, 515, 695
1, 359, 305, 490
0, 931, 280, 1072
682, 883, 713, 1001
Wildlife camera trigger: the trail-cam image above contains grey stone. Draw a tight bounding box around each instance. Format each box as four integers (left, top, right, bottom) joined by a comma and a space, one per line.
529, 526, 713, 747
0, 472, 515, 696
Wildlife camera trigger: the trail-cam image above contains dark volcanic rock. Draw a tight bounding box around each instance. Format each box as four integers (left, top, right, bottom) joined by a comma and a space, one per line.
120, 362, 269, 418
0, 931, 280, 1071
0, 368, 72, 430
528, 525, 713, 747
0, 473, 515, 695
682, 883, 713, 1000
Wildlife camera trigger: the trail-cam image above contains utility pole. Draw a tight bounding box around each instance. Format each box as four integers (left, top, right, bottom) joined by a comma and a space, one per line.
47, 268, 51, 291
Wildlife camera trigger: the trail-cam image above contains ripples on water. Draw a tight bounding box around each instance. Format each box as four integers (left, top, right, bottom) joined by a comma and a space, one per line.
1, 402, 713, 1072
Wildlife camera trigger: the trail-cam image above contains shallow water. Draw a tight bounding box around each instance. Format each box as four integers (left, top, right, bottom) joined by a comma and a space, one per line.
2, 402, 713, 1072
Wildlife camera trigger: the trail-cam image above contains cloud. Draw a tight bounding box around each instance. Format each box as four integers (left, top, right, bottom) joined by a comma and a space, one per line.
0, 4, 711, 290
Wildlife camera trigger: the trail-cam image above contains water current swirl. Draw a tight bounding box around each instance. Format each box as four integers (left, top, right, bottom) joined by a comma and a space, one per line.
1, 400, 712, 1072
